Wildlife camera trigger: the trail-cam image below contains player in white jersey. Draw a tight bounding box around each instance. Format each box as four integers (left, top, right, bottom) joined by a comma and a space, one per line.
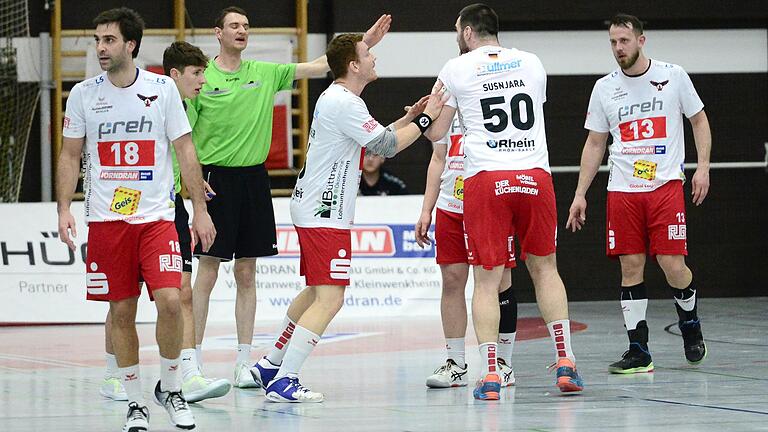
56, 8, 215, 431
425, 4, 583, 399
566, 14, 711, 374
416, 113, 519, 388
249, 32, 448, 403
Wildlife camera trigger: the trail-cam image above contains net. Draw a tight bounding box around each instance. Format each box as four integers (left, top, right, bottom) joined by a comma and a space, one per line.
0, 0, 39, 202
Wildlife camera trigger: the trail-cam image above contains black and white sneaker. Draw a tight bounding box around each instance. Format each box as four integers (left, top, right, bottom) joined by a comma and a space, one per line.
679, 319, 707, 364
153, 380, 195, 430
425, 359, 468, 388
122, 402, 149, 432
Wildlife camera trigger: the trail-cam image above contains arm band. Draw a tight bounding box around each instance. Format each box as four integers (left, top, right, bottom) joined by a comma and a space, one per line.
412, 113, 433, 134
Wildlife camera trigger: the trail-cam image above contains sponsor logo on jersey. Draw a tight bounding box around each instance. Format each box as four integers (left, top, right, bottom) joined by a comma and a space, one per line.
494, 179, 539, 196
314, 162, 339, 218
486, 137, 535, 151
158, 254, 182, 272
482, 80, 526, 91
137, 94, 158, 107
453, 175, 464, 201
86, 262, 109, 295
242, 80, 262, 89
632, 160, 657, 181
476, 59, 522, 76
515, 174, 537, 186
95, 75, 105, 84
110, 186, 141, 216
668, 224, 686, 240
99, 170, 153, 181
362, 118, 380, 133
621, 145, 666, 155
650, 80, 669, 91
330, 249, 351, 280
63, 116, 70, 129
98, 116, 153, 139
618, 97, 663, 121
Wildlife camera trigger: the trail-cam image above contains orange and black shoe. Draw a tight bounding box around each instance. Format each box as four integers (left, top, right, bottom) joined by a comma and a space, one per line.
553, 358, 584, 393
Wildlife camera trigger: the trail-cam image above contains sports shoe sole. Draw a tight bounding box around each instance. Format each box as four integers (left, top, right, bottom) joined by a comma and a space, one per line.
265, 392, 324, 403
608, 362, 655, 374
556, 378, 584, 393
101, 388, 128, 401
184, 380, 232, 403
686, 345, 707, 365
153, 393, 196, 430
425, 378, 467, 388
473, 391, 500, 400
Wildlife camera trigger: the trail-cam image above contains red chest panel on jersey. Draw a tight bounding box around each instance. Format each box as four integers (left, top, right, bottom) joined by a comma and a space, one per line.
97, 140, 156, 167
619, 117, 667, 142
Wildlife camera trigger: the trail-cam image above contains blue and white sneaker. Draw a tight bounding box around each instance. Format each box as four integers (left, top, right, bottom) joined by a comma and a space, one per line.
265, 376, 324, 403
250, 356, 280, 388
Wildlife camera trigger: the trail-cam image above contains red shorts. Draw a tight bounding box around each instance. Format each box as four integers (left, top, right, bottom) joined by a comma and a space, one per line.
296, 226, 351, 286
606, 180, 687, 257
464, 169, 557, 268
435, 208, 516, 268
86, 221, 181, 302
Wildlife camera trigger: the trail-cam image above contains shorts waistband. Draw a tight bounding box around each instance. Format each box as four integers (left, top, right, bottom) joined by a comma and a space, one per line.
202, 163, 267, 174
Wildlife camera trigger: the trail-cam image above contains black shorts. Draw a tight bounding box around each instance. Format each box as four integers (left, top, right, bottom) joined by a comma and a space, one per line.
174, 194, 193, 273
194, 164, 278, 261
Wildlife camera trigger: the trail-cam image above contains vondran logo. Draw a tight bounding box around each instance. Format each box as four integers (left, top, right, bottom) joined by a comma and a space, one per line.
275, 226, 396, 257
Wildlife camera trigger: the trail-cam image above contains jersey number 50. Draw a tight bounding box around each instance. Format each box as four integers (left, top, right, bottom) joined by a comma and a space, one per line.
480, 94, 535, 132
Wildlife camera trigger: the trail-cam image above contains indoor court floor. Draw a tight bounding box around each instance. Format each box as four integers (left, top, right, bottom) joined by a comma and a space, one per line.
1, 298, 766, 431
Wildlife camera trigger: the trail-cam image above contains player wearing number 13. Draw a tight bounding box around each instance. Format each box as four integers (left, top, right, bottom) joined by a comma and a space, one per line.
425, 4, 583, 398
566, 14, 712, 374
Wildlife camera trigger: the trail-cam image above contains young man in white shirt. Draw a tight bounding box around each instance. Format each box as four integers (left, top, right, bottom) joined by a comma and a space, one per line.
566, 13, 711, 374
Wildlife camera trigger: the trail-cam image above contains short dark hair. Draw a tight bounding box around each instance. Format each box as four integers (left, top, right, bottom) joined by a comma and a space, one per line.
163, 41, 209, 76
93, 7, 145, 58
326, 33, 363, 80
610, 13, 644, 35
215, 6, 248, 28
459, 3, 499, 38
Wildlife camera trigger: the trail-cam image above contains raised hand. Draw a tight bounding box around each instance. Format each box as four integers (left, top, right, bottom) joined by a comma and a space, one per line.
363, 14, 392, 48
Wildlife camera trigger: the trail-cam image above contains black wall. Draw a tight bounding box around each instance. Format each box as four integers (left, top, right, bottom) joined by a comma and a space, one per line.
21, 1, 768, 300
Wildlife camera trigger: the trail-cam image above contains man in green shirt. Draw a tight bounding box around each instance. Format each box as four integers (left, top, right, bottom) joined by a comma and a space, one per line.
189, 6, 392, 388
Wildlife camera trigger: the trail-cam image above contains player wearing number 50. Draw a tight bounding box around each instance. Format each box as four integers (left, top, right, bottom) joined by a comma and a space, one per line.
424, 4, 583, 399
566, 14, 711, 374
56, 7, 215, 432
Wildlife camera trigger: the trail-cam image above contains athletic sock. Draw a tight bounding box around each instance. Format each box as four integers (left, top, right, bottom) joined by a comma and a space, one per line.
275, 325, 319, 380
497, 332, 516, 365
160, 356, 181, 392
498, 286, 518, 365
547, 320, 575, 364
265, 316, 297, 365
671, 280, 698, 322
445, 337, 466, 368
479, 342, 498, 376
119, 364, 145, 405
180, 348, 201, 380
621, 282, 649, 350
236, 344, 251, 364
195, 344, 203, 371
105, 353, 119, 378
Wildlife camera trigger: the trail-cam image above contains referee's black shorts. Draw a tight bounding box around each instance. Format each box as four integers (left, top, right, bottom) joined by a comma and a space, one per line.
174, 194, 193, 273
194, 164, 278, 261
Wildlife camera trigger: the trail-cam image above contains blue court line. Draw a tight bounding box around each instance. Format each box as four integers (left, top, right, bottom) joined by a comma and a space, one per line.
619, 395, 768, 415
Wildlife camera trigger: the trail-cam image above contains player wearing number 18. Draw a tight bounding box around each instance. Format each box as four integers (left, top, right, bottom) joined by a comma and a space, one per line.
425, 3, 583, 398
566, 14, 712, 374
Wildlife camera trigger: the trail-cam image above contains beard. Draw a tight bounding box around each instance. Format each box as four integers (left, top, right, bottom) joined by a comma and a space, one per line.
617, 50, 640, 70
458, 37, 470, 55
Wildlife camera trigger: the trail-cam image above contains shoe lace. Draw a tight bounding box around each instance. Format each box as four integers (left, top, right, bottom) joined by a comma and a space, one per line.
127, 403, 148, 421
433, 359, 459, 374
166, 391, 190, 412
288, 377, 312, 395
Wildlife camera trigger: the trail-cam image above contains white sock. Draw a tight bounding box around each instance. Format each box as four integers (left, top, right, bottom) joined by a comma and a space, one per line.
105, 353, 118, 378
547, 320, 575, 363
119, 364, 145, 405
275, 325, 319, 380
497, 332, 516, 365
266, 316, 297, 365
621, 299, 648, 330
479, 342, 498, 376
236, 344, 251, 364
195, 344, 203, 371
445, 337, 466, 368
180, 348, 201, 380
160, 356, 181, 392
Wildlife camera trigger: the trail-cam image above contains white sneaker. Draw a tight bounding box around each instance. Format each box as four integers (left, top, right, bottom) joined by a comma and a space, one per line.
234, 362, 260, 388
153, 380, 195, 430
497, 358, 516, 387
101, 376, 128, 401
425, 359, 468, 388
182, 374, 232, 403
122, 401, 149, 432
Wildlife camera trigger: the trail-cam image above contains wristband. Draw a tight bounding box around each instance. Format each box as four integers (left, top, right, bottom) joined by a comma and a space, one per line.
412, 113, 433, 134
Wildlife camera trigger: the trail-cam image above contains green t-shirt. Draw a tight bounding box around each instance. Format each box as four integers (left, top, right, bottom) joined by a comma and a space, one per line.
171, 99, 195, 194
188, 59, 296, 167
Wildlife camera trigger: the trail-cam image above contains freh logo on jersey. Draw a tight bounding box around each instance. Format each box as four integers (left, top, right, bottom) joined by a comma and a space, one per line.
137, 94, 158, 107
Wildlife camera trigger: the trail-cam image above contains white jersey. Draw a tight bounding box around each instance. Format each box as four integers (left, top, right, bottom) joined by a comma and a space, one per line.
434, 114, 465, 213
585, 59, 704, 192
438, 46, 550, 179
291, 83, 386, 229
63, 69, 191, 224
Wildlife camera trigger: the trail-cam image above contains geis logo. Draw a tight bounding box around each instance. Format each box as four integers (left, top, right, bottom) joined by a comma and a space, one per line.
137, 94, 158, 107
